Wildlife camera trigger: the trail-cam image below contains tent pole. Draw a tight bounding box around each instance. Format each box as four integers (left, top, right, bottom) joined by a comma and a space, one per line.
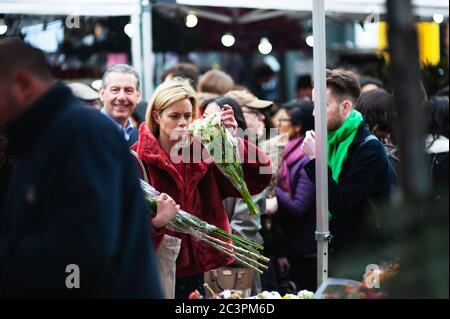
312, 0, 330, 289
141, 0, 154, 101
131, 10, 143, 93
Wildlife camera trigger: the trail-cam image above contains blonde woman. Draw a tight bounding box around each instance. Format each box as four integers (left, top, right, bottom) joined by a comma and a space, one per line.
130, 78, 271, 299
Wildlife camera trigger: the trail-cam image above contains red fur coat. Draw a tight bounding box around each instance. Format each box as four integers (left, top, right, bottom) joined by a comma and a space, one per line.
131, 124, 271, 277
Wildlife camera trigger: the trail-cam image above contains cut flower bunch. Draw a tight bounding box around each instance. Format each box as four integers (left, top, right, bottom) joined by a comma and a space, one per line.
189, 112, 259, 215
140, 180, 269, 274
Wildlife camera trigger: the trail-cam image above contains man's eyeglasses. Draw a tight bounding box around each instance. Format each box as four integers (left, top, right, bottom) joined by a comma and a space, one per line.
278, 118, 292, 123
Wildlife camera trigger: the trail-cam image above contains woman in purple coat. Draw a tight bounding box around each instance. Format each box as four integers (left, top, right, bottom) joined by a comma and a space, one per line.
275, 98, 316, 291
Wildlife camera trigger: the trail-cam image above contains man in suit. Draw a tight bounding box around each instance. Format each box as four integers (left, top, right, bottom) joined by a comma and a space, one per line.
99, 64, 141, 146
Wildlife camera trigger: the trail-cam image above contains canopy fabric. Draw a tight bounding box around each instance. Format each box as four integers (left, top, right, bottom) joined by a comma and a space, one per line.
175, 0, 449, 18
1, 0, 447, 17
0, 0, 140, 16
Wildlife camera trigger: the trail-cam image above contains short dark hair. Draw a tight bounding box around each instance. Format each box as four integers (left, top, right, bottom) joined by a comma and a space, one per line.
355, 89, 397, 141
162, 63, 199, 89
0, 38, 52, 81
326, 69, 361, 103
296, 74, 313, 90
282, 99, 314, 135
360, 76, 384, 89
426, 96, 449, 139
215, 96, 247, 131
253, 63, 275, 79
132, 100, 148, 127
199, 97, 216, 113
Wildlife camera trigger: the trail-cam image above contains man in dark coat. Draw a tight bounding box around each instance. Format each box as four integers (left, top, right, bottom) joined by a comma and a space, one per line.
0, 39, 161, 298
301, 69, 393, 277
0, 133, 14, 218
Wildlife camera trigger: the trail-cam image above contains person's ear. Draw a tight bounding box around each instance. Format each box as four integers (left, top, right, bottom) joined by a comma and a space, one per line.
340, 99, 353, 116
136, 89, 141, 103
152, 110, 161, 125
13, 70, 32, 89
10, 70, 33, 105
99, 86, 105, 103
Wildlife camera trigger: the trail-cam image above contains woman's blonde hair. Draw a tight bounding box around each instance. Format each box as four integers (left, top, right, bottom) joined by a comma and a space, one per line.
146, 77, 198, 136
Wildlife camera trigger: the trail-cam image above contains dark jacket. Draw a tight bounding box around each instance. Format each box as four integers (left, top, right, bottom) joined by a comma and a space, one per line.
128, 128, 139, 147
0, 83, 162, 298
305, 123, 392, 255
426, 135, 449, 191
0, 157, 14, 218
276, 154, 316, 256
131, 124, 272, 277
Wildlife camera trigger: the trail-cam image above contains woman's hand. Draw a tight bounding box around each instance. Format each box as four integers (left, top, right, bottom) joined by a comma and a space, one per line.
301, 130, 316, 160
152, 193, 179, 228
220, 104, 238, 136
266, 196, 278, 216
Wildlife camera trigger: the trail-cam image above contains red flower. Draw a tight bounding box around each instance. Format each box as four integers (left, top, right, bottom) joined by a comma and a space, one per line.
188, 290, 203, 299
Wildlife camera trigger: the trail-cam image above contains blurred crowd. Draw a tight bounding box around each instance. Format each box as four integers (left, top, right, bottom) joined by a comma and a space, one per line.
0, 39, 448, 298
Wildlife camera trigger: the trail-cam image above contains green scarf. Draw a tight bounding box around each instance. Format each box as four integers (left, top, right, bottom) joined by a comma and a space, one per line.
326, 110, 363, 220
327, 110, 363, 183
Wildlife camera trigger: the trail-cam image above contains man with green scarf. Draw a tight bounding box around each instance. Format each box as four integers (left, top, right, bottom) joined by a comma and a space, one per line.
301, 69, 393, 277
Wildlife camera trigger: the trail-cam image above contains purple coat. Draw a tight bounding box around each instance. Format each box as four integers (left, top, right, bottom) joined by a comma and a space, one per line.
276, 154, 316, 256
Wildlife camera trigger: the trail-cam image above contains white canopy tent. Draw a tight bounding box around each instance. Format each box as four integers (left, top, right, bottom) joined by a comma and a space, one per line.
0, 0, 153, 99
176, 0, 449, 18
1, 0, 448, 290
1, 0, 448, 100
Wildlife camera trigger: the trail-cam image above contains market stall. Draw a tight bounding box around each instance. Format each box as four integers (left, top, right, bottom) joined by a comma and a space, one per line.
0, 0, 155, 99
1, 0, 448, 292
174, 0, 449, 289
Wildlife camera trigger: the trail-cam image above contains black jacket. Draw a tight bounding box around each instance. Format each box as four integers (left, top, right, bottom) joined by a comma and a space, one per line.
127, 128, 139, 147
305, 123, 392, 255
0, 83, 162, 298
0, 157, 14, 217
